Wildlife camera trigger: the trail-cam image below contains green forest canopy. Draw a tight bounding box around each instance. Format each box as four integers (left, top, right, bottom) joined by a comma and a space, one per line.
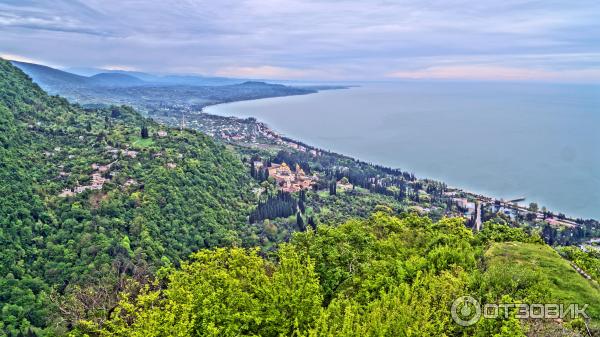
76, 212, 598, 337
0, 58, 255, 335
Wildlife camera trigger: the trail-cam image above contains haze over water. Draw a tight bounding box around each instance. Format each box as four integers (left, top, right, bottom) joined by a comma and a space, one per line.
206, 82, 600, 219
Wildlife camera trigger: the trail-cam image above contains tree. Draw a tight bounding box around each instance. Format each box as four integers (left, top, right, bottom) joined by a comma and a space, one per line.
525, 212, 537, 221
249, 192, 297, 223
87, 247, 322, 337
541, 206, 548, 219
541, 224, 558, 245
111, 107, 121, 118
307, 216, 316, 231
140, 123, 149, 139
296, 212, 305, 231
298, 190, 306, 213
329, 181, 337, 196
528, 202, 539, 213
477, 222, 538, 244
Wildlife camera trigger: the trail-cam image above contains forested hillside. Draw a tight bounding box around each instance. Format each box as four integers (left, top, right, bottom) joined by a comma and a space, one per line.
0, 59, 255, 336
75, 212, 598, 337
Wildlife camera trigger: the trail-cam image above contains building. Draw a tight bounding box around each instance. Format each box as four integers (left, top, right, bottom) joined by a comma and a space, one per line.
58, 189, 75, 197
336, 178, 353, 191
121, 150, 138, 158
124, 179, 138, 187
90, 173, 106, 189
454, 197, 476, 215
59, 163, 109, 197
267, 162, 318, 193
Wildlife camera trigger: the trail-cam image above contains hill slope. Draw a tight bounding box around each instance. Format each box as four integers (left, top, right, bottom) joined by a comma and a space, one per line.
0, 58, 255, 335
485, 242, 600, 327
10, 62, 147, 88
10, 60, 88, 89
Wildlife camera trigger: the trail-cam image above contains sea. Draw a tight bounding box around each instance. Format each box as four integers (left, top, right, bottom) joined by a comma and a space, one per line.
205, 82, 600, 220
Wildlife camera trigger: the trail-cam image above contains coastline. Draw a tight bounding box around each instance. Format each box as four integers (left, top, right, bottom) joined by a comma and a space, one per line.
192, 102, 594, 225
196, 95, 598, 226
200, 84, 600, 222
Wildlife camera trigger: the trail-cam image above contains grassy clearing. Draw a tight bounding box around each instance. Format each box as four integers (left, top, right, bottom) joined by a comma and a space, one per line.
486, 242, 600, 327
131, 136, 154, 148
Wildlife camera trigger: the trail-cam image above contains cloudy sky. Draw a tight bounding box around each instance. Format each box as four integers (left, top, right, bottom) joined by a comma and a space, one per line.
1, 0, 599, 82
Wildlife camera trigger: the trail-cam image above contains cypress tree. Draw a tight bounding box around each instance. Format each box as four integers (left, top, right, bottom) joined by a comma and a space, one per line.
308, 216, 316, 231
141, 123, 149, 139
297, 212, 305, 231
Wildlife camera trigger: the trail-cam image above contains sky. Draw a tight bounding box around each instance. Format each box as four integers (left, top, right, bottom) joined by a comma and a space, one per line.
1, 0, 599, 82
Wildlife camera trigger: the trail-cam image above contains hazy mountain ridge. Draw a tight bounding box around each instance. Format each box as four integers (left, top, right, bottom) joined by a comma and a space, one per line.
87, 72, 146, 86
10, 60, 88, 89
10, 61, 152, 88
66, 66, 245, 86
10, 60, 324, 111
12, 61, 245, 87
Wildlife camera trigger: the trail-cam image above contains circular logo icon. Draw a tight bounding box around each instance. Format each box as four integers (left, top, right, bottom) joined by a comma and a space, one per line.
451, 296, 481, 326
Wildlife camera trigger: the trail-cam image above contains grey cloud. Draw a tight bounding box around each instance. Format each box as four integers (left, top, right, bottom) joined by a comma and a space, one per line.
0, 0, 599, 81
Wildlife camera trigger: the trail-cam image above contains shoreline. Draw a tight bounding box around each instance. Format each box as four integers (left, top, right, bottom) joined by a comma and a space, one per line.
199, 98, 595, 224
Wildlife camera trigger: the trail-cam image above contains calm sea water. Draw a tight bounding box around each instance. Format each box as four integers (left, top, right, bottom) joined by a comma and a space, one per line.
205, 82, 600, 219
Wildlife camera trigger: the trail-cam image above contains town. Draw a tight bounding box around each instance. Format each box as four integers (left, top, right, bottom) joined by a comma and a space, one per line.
151, 105, 595, 239
262, 161, 318, 193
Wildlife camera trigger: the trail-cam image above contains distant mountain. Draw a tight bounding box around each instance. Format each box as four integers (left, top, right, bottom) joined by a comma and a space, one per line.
11, 60, 88, 89
14, 61, 246, 88
88, 72, 146, 86
10, 60, 322, 110
64, 66, 108, 76
237, 81, 277, 86
12, 61, 148, 88
96, 70, 244, 86
67, 66, 245, 86
150, 74, 243, 86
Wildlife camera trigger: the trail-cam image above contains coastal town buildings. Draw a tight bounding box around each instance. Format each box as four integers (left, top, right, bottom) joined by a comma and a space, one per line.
454, 197, 476, 216
268, 162, 317, 193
